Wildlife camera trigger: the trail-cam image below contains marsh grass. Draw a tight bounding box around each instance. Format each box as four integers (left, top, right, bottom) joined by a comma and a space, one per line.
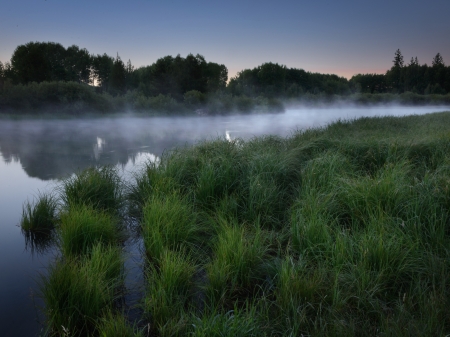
21, 192, 58, 232
61, 166, 123, 215
97, 310, 144, 337
206, 221, 268, 307
127, 162, 177, 218
31, 111, 450, 336
127, 112, 450, 336
189, 302, 262, 337
144, 249, 196, 336
142, 192, 203, 262
59, 204, 120, 258
41, 244, 123, 336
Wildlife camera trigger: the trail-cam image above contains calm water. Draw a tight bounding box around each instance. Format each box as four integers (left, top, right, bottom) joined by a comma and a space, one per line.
1, 106, 449, 336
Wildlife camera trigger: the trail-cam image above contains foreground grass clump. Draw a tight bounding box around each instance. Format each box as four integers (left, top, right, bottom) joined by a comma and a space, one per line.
144, 249, 196, 336
41, 244, 124, 336
28, 168, 134, 337
129, 111, 450, 336
20, 193, 58, 232
206, 220, 268, 306
61, 166, 123, 214
97, 310, 144, 337
59, 204, 120, 258
142, 192, 203, 261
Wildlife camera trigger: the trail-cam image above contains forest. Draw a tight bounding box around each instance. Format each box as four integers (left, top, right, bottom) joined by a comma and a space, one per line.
0, 42, 449, 114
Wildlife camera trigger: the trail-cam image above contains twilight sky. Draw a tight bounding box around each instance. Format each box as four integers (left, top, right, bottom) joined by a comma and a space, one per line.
1, 0, 449, 79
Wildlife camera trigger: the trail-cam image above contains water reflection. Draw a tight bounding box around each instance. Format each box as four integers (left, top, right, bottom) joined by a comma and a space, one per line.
93, 137, 106, 160
0, 107, 449, 181
23, 229, 55, 255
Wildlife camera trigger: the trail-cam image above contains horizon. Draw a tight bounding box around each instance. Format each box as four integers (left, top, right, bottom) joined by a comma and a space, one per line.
1, 0, 449, 80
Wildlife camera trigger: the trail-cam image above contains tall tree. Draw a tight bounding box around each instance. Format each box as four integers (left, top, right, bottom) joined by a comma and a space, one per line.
205, 62, 227, 92
432, 53, 444, 67
10, 42, 63, 83
109, 54, 126, 95
409, 57, 419, 66
393, 49, 404, 68
92, 53, 114, 90
65, 45, 92, 84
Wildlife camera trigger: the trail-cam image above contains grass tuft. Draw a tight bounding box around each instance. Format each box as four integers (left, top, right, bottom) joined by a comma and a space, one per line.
21, 192, 58, 232
59, 204, 120, 258
61, 166, 123, 215
41, 244, 123, 336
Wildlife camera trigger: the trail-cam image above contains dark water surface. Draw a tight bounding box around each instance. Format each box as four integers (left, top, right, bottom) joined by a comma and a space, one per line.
1, 106, 449, 336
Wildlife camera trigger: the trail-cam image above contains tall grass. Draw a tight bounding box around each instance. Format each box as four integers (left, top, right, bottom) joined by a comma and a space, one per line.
30, 111, 450, 336
206, 220, 268, 307
142, 192, 203, 261
41, 244, 123, 336
144, 249, 196, 336
126, 161, 177, 217
59, 204, 120, 258
189, 302, 262, 337
20, 192, 58, 232
61, 166, 123, 215
97, 310, 144, 337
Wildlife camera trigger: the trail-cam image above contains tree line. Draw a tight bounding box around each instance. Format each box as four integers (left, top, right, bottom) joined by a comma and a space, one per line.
0, 42, 227, 99
351, 50, 449, 95
0, 42, 449, 114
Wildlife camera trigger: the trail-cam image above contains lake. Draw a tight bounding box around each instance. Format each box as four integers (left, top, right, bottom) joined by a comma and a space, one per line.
1, 106, 449, 336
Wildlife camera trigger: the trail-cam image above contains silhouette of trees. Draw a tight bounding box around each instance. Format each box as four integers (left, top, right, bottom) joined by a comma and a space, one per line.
393, 49, 404, 68
432, 53, 444, 67
2, 42, 450, 109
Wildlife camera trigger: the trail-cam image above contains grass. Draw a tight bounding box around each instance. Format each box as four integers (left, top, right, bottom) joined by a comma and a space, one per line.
27, 111, 450, 336
97, 310, 144, 337
142, 192, 204, 262
206, 220, 268, 307
61, 166, 123, 215
59, 204, 121, 258
136, 112, 450, 336
40, 244, 124, 336
144, 249, 196, 336
20, 192, 58, 232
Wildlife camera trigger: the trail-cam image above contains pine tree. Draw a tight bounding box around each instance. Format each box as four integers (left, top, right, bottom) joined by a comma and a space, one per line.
409, 57, 419, 66
432, 53, 444, 67
393, 49, 404, 68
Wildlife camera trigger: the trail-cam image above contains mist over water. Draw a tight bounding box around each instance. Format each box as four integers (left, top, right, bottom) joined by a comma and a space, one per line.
0, 105, 449, 336
1, 105, 449, 181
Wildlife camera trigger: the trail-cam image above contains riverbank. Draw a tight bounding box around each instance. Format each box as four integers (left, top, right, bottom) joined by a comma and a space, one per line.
2, 81, 450, 117
23, 111, 450, 336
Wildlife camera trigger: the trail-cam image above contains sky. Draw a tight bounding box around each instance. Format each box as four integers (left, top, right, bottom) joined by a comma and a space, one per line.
1, 0, 449, 79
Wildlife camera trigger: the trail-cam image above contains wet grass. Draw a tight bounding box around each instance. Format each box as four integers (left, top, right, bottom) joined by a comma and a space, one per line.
59, 204, 121, 258
37, 166, 132, 336
20, 192, 58, 232
28, 111, 450, 336
131, 111, 450, 336
40, 244, 124, 336
61, 166, 123, 215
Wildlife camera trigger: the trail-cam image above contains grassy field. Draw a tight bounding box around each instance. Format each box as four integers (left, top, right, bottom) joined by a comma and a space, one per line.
24, 111, 450, 336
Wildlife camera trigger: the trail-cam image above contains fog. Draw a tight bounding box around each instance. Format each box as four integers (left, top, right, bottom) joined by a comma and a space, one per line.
0, 105, 449, 180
